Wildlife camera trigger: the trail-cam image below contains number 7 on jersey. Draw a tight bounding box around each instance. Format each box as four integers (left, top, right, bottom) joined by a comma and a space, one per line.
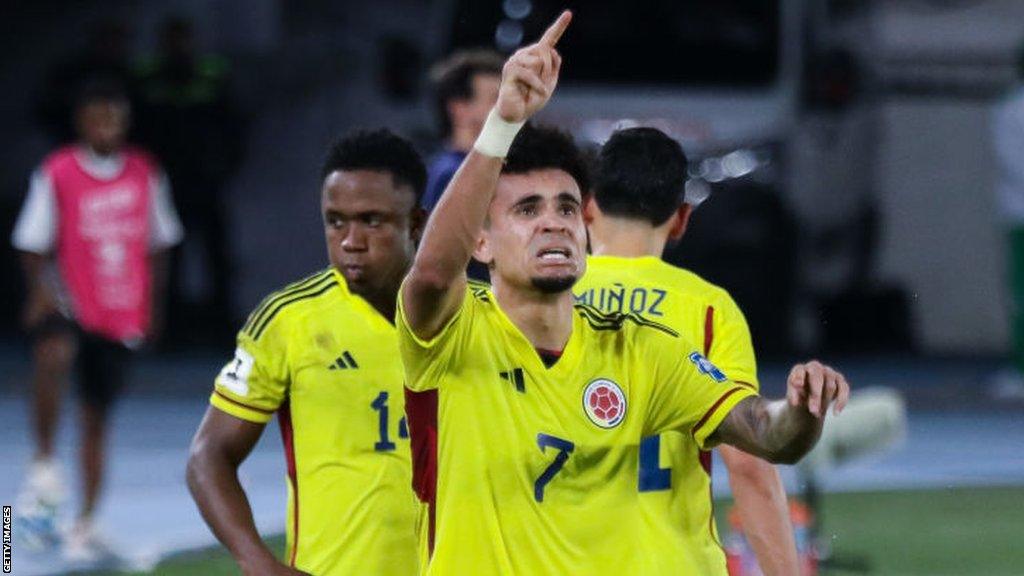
534, 433, 575, 502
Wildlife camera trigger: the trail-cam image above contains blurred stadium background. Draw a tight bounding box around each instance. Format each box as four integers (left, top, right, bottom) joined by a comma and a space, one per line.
1, 0, 1022, 574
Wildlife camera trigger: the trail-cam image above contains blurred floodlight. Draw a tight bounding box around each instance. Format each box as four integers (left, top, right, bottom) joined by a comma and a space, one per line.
613, 118, 640, 131
503, 0, 532, 20
684, 179, 711, 206
495, 19, 524, 51
702, 158, 726, 183
722, 149, 758, 179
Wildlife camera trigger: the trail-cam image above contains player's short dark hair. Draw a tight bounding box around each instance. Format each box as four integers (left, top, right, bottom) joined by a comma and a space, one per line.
594, 127, 688, 226
503, 124, 590, 194
321, 128, 427, 205
74, 77, 129, 111
430, 49, 504, 138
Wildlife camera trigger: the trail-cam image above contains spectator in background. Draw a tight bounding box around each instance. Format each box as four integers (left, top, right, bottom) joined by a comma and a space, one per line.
34, 18, 135, 145
133, 15, 246, 340
422, 49, 503, 212
12, 80, 183, 562
424, 49, 502, 281
992, 42, 1024, 398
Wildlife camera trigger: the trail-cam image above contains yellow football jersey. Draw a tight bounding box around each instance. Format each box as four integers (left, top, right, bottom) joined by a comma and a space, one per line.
396, 280, 756, 575
575, 255, 759, 575
211, 268, 419, 575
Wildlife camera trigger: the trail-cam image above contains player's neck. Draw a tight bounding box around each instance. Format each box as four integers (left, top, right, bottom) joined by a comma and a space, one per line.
368, 296, 396, 324
79, 143, 121, 160
492, 279, 575, 351
358, 283, 401, 324
589, 216, 669, 258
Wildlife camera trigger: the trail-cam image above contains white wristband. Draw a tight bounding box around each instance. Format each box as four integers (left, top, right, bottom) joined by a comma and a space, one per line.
473, 109, 526, 158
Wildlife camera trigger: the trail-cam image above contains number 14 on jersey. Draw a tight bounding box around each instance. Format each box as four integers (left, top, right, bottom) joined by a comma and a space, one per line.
370, 391, 408, 451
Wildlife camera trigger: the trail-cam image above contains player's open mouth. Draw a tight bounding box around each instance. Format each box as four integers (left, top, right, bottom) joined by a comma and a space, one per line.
536, 248, 572, 262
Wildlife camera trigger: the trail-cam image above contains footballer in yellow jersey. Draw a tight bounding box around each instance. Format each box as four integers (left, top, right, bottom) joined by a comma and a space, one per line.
579, 127, 799, 576
187, 130, 426, 575
576, 256, 758, 574
399, 281, 755, 575
399, 14, 850, 575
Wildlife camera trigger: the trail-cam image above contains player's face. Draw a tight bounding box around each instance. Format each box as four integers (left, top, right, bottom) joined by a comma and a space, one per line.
477, 169, 586, 294
467, 73, 500, 134
76, 100, 129, 155
322, 169, 421, 300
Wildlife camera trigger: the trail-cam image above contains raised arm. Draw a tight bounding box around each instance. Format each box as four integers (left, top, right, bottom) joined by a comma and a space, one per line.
707, 361, 850, 465
401, 11, 571, 339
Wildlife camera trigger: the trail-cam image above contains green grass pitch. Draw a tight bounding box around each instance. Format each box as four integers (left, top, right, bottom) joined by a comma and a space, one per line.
85, 486, 1024, 575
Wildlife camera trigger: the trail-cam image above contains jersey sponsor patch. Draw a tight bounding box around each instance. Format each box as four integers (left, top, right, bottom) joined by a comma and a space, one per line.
582, 378, 626, 428
217, 347, 255, 396
688, 351, 727, 383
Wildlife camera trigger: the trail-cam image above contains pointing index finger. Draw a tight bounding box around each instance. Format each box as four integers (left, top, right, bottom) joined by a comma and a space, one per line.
539, 10, 572, 47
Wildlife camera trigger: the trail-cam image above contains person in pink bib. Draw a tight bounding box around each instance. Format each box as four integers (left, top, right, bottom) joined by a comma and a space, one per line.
11, 79, 183, 563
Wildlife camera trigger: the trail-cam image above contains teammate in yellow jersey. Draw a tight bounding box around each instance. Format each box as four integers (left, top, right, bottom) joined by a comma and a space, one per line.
575, 127, 799, 575
186, 129, 426, 575
398, 11, 850, 575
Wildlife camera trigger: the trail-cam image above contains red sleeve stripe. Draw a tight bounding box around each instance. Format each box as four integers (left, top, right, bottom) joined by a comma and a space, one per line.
702, 304, 756, 392
277, 400, 300, 567
703, 305, 715, 357
691, 387, 744, 438
701, 306, 727, 548
405, 387, 439, 557
213, 391, 276, 415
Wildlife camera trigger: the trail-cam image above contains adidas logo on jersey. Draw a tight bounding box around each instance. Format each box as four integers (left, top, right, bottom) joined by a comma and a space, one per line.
499, 368, 526, 393
328, 351, 359, 370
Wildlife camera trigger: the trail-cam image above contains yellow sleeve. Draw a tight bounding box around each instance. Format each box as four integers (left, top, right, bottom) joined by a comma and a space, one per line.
706, 291, 759, 391
395, 283, 476, 392
644, 331, 757, 449
210, 317, 289, 424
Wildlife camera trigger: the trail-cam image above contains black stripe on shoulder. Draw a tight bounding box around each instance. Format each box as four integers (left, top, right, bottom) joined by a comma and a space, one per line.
625, 312, 679, 338
238, 266, 327, 332
574, 303, 678, 338
471, 288, 491, 302
243, 270, 333, 335
250, 279, 340, 340
574, 303, 620, 326
468, 280, 491, 302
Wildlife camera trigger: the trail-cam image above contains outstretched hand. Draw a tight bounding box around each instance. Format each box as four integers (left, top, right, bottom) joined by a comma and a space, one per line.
495, 10, 572, 123
785, 360, 850, 418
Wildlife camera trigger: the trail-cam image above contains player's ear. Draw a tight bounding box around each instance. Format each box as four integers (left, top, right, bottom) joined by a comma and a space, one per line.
472, 229, 493, 266
667, 204, 693, 241
582, 195, 599, 226
409, 206, 427, 245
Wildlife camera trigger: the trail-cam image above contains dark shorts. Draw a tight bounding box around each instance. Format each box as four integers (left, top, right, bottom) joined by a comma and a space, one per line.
30, 315, 132, 410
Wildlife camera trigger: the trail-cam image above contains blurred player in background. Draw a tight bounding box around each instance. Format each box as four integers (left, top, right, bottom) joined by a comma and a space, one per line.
398, 12, 849, 574
186, 129, 425, 575
575, 127, 798, 575
423, 49, 502, 282
422, 48, 502, 212
12, 79, 182, 561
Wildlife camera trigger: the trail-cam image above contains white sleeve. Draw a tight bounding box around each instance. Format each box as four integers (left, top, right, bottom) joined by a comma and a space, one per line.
11, 169, 57, 254
149, 171, 184, 250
